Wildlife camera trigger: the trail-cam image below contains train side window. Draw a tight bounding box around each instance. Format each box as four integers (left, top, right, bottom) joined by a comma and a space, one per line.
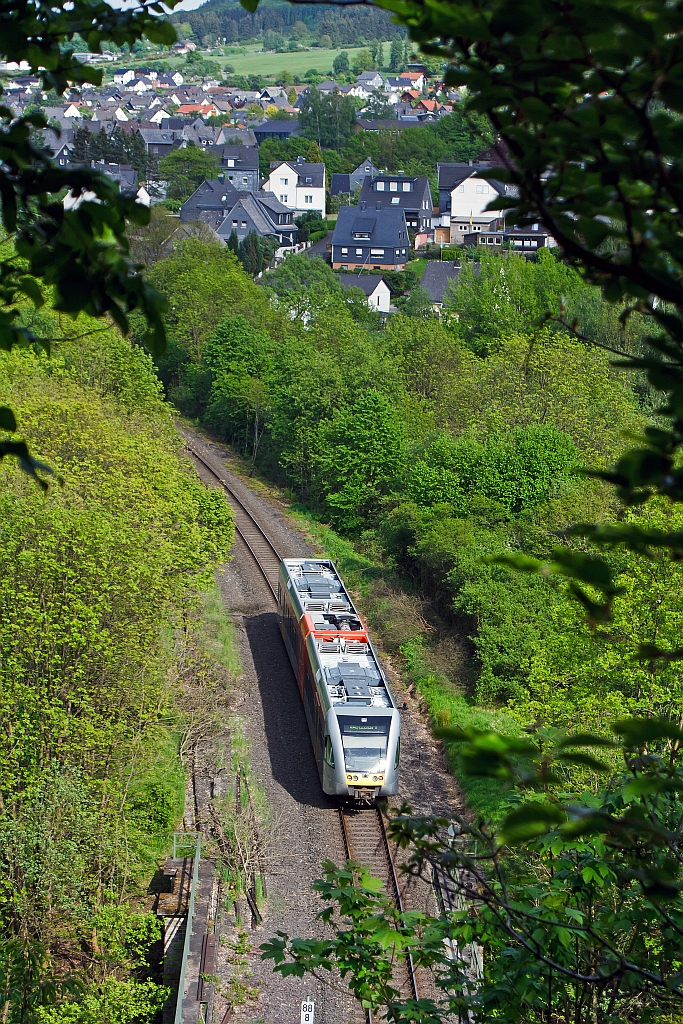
325, 735, 335, 766
394, 737, 400, 769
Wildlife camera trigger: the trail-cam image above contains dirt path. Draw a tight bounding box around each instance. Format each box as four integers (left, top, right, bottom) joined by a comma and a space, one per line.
181, 427, 464, 1024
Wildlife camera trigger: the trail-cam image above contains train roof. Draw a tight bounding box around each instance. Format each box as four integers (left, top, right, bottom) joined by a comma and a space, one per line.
281, 558, 358, 615
280, 559, 396, 715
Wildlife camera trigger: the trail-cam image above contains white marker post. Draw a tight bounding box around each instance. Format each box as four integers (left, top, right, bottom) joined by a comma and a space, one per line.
301, 998, 315, 1024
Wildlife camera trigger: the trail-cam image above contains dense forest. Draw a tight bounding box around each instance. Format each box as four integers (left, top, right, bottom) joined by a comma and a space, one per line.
169, 0, 405, 48
146, 241, 677, 742
0, 303, 233, 1022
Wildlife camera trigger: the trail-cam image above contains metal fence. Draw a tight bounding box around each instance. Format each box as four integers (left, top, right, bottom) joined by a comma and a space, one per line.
173, 831, 202, 1024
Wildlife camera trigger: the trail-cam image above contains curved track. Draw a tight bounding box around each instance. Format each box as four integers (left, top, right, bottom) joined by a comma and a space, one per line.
186, 435, 420, 1011
185, 438, 282, 602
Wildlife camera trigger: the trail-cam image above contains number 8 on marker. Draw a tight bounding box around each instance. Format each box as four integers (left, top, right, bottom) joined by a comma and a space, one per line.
301, 1001, 315, 1024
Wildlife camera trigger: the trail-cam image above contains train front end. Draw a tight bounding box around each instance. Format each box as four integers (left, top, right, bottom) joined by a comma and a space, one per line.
323, 704, 400, 801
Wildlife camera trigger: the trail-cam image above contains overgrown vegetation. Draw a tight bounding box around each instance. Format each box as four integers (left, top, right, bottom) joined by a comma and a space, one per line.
0, 311, 233, 1021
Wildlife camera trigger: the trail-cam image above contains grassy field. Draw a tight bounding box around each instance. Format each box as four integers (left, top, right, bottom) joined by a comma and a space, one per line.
209, 44, 383, 79
102, 43, 392, 81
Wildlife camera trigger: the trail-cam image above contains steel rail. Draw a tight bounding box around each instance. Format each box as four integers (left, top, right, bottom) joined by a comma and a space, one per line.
339, 806, 420, 1003
184, 439, 282, 603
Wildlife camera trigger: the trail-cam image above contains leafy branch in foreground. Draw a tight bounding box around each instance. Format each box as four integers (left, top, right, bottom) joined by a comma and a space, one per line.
263, 718, 683, 1023
0, 0, 178, 477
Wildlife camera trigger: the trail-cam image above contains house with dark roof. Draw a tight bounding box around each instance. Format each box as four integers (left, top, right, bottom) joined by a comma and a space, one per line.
330, 159, 381, 197
180, 178, 240, 224
137, 128, 181, 158
331, 205, 409, 270
263, 156, 326, 215
421, 261, 460, 308
358, 173, 433, 246
339, 274, 392, 312
180, 180, 297, 251
216, 145, 260, 191
252, 120, 300, 144
436, 162, 510, 244
214, 192, 297, 250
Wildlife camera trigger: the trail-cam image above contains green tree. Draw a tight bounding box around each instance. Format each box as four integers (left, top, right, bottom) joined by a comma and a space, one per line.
158, 143, 219, 202
332, 51, 349, 77
298, 89, 358, 151
352, 48, 374, 75
389, 37, 403, 71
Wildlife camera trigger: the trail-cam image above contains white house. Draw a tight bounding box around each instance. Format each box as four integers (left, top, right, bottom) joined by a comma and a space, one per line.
263, 157, 326, 216
114, 68, 135, 86
339, 274, 392, 312
356, 71, 385, 92
436, 162, 510, 244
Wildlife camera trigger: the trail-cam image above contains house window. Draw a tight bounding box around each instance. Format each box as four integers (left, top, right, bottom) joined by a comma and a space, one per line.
376, 181, 385, 191
341, 264, 348, 270
280, 177, 288, 185
370, 249, 384, 256
458, 184, 465, 192
476, 183, 489, 193
304, 195, 313, 203
280, 195, 287, 203
232, 220, 237, 228
402, 182, 410, 191
241, 221, 247, 228
305, 176, 312, 183
227, 158, 234, 167
341, 248, 348, 254
389, 181, 398, 191
391, 197, 400, 204
356, 248, 363, 255
242, 176, 248, 184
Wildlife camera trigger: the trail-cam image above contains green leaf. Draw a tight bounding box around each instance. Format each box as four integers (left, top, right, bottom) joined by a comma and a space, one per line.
499, 802, 567, 845
612, 717, 683, 746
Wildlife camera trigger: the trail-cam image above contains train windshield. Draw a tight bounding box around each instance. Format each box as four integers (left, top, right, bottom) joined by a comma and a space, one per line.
338, 715, 391, 772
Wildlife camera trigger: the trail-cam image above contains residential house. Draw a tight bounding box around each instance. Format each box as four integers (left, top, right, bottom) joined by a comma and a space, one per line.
420, 261, 460, 309
358, 173, 432, 245
180, 178, 240, 224
462, 223, 556, 250
173, 39, 196, 53
113, 69, 135, 86
356, 118, 416, 133
331, 205, 410, 270
157, 72, 184, 88
216, 146, 260, 190
330, 158, 382, 197
252, 121, 300, 144
355, 71, 385, 92
180, 180, 298, 251
339, 274, 392, 312
217, 126, 258, 146
435, 162, 509, 243
181, 124, 221, 147
263, 156, 326, 216
137, 128, 181, 158
214, 192, 297, 251
177, 102, 219, 117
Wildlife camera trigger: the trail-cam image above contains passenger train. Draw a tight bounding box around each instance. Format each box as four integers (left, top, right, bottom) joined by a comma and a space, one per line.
278, 558, 401, 801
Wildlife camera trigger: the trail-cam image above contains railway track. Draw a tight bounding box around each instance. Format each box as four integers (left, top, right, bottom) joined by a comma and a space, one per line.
184, 438, 282, 602
186, 434, 421, 1014
339, 805, 420, 1005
